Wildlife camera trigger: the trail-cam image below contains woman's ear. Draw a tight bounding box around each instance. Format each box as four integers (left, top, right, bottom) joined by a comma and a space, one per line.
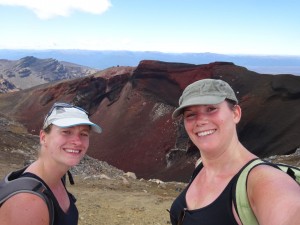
233, 105, 242, 123
40, 130, 46, 145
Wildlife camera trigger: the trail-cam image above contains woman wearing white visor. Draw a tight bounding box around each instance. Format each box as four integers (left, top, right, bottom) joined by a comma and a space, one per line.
0, 102, 101, 225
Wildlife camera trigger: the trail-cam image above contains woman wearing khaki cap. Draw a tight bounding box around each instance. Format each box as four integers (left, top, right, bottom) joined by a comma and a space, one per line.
0, 102, 101, 225
169, 79, 300, 225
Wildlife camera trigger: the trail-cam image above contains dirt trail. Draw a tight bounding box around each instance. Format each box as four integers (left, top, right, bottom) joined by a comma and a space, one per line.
70, 176, 185, 225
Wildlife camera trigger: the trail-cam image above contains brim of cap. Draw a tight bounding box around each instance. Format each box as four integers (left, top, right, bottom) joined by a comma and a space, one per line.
172, 95, 226, 119
52, 118, 102, 133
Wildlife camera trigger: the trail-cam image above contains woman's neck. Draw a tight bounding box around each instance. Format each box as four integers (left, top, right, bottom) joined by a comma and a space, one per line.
200, 142, 255, 176
26, 158, 68, 188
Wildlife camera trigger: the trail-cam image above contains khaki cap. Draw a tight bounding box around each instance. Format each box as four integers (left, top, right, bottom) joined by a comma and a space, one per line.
172, 79, 238, 118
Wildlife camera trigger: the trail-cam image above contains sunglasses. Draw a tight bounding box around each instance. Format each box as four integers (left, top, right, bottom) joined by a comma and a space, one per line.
167, 208, 186, 225
43, 102, 89, 125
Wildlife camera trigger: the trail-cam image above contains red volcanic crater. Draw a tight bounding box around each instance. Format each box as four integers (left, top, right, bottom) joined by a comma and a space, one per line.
1, 61, 300, 181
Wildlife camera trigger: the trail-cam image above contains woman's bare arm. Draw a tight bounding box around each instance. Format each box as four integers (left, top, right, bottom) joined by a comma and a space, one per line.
0, 193, 50, 225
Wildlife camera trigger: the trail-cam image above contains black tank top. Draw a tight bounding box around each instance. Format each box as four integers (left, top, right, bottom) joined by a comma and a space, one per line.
169, 163, 239, 225
21, 172, 78, 225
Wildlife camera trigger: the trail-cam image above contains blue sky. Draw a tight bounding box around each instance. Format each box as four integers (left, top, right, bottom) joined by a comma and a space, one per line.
0, 0, 299, 56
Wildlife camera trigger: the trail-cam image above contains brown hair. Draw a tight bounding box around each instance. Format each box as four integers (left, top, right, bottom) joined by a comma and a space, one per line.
43, 124, 53, 134
226, 99, 238, 110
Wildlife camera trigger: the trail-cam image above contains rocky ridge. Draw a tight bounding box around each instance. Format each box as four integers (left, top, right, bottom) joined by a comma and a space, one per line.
0, 78, 19, 93
0, 56, 99, 90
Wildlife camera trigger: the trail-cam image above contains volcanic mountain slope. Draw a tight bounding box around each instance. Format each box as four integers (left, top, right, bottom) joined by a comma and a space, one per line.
0, 78, 19, 93
0, 56, 98, 90
0, 60, 300, 182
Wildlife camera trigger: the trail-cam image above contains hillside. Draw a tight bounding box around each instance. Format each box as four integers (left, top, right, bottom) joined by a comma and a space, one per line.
0, 56, 98, 90
0, 78, 19, 93
0, 60, 300, 182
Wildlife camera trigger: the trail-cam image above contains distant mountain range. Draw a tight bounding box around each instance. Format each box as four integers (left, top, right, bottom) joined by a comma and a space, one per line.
0, 49, 299, 75
0, 56, 98, 91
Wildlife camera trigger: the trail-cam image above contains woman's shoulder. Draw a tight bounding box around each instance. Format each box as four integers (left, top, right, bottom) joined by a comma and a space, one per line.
0, 192, 49, 225
247, 163, 300, 196
247, 163, 299, 187
246, 163, 300, 224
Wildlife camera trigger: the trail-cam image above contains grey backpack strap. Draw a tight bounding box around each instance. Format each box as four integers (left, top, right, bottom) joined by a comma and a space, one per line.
0, 168, 54, 225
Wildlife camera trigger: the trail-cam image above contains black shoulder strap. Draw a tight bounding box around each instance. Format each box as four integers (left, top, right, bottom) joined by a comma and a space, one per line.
0, 168, 54, 225
62, 170, 75, 186
190, 161, 204, 183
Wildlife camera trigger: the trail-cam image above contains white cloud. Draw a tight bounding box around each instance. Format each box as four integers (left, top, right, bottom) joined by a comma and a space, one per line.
0, 0, 112, 19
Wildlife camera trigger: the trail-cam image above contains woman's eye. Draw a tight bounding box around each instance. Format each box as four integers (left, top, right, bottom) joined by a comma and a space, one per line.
184, 113, 195, 118
207, 106, 217, 112
62, 130, 71, 135
81, 132, 89, 137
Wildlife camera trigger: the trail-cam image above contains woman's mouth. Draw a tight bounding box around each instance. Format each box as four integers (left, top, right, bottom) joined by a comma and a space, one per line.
197, 129, 216, 137
65, 149, 81, 154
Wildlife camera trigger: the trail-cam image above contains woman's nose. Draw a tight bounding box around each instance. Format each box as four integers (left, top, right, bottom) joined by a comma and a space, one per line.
195, 114, 209, 126
71, 134, 82, 144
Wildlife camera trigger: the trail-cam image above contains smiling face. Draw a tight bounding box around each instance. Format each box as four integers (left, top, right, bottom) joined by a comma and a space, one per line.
40, 125, 90, 167
183, 101, 241, 157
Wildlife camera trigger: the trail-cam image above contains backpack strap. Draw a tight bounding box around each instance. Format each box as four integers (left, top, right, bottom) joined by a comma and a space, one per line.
0, 168, 54, 225
275, 163, 300, 183
233, 159, 264, 225
233, 159, 300, 225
